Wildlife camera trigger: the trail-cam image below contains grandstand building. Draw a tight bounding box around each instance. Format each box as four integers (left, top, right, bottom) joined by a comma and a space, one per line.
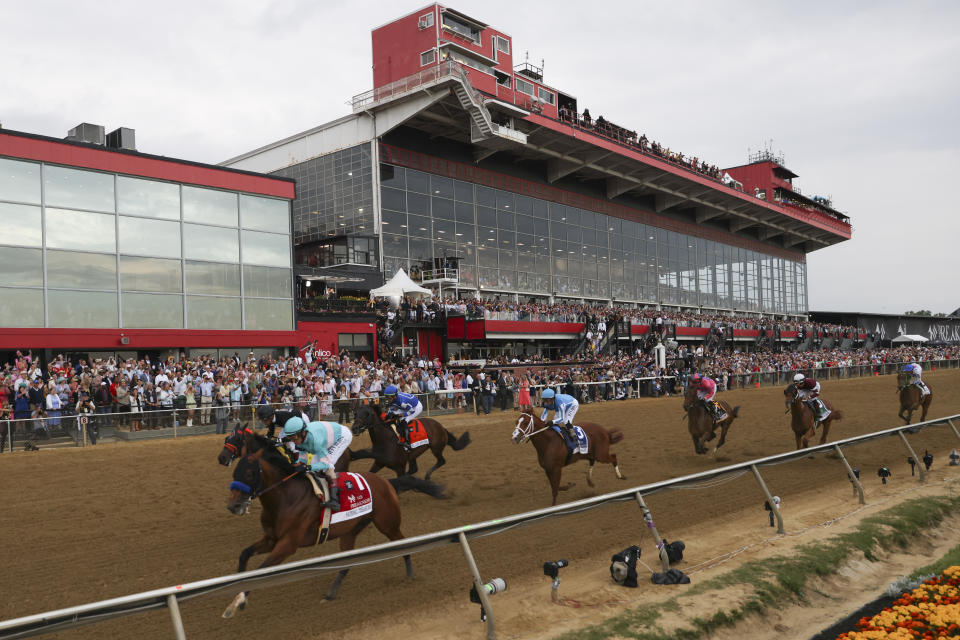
0, 126, 380, 364
224, 4, 852, 358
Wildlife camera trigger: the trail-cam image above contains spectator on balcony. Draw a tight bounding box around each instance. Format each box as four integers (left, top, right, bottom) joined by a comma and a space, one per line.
581, 109, 592, 128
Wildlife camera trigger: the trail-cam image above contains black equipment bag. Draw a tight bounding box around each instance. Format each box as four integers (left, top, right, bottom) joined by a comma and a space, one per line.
610, 545, 641, 587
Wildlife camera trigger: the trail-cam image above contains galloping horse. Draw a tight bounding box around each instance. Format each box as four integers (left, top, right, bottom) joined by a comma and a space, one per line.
897, 372, 932, 424
217, 424, 351, 471
682, 383, 740, 455
351, 404, 471, 479
784, 384, 843, 449
222, 432, 444, 618
512, 412, 625, 505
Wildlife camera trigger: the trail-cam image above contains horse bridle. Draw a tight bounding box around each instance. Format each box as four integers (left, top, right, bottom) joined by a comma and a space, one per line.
512, 413, 552, 444
230, 453, 303, 501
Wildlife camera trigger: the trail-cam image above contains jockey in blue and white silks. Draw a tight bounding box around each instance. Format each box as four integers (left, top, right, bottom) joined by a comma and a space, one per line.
541, 388, 579, 441
281, 417, 353, 511
383, 385, 423, 449
903, 363, 930, 396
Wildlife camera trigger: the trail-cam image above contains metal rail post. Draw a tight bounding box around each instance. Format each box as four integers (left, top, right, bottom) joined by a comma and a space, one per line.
946, 419, 960, 443
833, 445, 865, 504
458, 531, 496, 640
634, 492, 670, 571
751, 464, 785, 534
898, 432, 925, 483
166, 594, 187, 640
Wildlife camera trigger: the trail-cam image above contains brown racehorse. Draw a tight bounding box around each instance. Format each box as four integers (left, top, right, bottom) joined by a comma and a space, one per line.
682, 384, 740, 455
222, 432, 444, 618
897, 373, 932, 424
511, 412, 625, 505
216, 424, 351, 471
351, 404, 471, 479
784, 384, 843, 449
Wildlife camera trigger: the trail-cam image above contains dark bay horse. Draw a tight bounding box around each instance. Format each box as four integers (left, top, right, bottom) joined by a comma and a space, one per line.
897, 373, 932, 424
216, 425, 351, 471
784, 384, 843, 449
222, 432, 444, 618
351, 404, 471, 479
512, 412, 625, 505
682, 384, 740, 455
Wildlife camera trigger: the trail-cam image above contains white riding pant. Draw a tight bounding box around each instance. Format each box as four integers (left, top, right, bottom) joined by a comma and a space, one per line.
697, 389, 716, 402
403, 403, 423, 422
327, 430, 353, 472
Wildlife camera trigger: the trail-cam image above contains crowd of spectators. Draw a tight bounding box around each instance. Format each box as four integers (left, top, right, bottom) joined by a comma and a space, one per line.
557, 106, 723, 182
2, 337, 956, 450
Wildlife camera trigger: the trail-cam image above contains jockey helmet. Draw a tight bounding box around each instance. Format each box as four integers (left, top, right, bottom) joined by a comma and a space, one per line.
281, 416, 306, 437
903, 364, 913, 372
698, 377, 713, 391
542, 388, 556, 401
793, 373, 805, 383
255, 404, 275, 423
384, 385, 398, 396
690, 373, 702, 383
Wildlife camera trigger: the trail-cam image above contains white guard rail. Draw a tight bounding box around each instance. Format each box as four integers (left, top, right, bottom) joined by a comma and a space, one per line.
1, 413, 959, 640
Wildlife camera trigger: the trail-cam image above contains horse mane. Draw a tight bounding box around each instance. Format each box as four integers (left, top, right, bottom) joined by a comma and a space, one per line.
248, 432, 295, 473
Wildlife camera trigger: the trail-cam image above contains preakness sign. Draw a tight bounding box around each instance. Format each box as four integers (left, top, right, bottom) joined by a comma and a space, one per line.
296, 320, 378, 359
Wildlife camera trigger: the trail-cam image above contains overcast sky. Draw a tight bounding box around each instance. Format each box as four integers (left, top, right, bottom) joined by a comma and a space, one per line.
2, 1, 958, 314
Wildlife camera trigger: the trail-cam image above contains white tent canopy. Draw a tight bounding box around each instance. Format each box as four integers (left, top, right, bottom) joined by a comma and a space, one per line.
891, 334, 928, 343
369, 268, 433, 299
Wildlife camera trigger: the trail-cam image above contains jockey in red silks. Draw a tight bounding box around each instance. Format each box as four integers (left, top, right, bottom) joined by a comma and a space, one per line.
696, 376, 725, 422
793, 373, 830, 426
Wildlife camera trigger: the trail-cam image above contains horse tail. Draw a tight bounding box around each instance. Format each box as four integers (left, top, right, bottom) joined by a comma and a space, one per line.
608, 428, 624, 445
731, 405, 740, 418
831, 409, 844, 422
446, 429, 472, 451
389, 476, 446, 499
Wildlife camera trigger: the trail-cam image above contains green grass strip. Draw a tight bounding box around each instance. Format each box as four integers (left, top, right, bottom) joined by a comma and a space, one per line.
553, 493, 960, 640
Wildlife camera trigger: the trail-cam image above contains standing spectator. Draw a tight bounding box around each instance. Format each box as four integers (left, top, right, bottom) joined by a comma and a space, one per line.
158, 381, 174, 428
184, 384, 197, 427
199, 373, 214, 425
45, 383, 62, 433
143, 382, 158, 429
75, 391, 97, 445
518, 375, 532, 412
213, 390, 230, 435
95, 381, 112, 428
116, 381, 130, 430
128, 386, 144, 431
481, 375, 495, 415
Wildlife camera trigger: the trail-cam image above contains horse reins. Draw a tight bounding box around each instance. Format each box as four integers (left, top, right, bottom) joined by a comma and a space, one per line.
515, 415, 553, 443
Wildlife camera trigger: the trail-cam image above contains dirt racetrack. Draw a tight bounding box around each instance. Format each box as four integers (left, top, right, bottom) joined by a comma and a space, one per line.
1, 369, 959, 640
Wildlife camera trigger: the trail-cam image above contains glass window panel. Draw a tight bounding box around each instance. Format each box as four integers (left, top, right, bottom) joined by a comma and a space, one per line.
185, 261, 240, 295
496, 191, 514, 210
0, 157, 41, 204
244, 298, 293, 330
455, 222, 474, 244
0, 287, 43, 326
48, 290, 117, 328
430, 175, 454, 199
380, 187, 405, 212
243, 265, 292, 298
408, 236, 432, 261
122, 293, 183, 328
433, 218, 455, 238
184, 223, 239, 262
47, 250, 116, 290
476, 206, 497, 227
497, 209, 515, 230
46, 208, 116, 252
187, 295, 241, 330
182, 186, 238, 226
380, 164, 404, 188
514, 195, 532, 215
0, 246, 42, 286
44, 165, 114, 212
242, 230, 290, 267
381, 209, 406, 232
408, 214, 431, 237
117, 176, 180, 220
0, 202, 42, 247
383, 233, 408, 257
454, 180, 474, 202
120, 256, 182, 292
476, 185, 496, 207
240, 194, 289, 232
406, 170, 429, 194
516, 214, 534, 235
407, 191, 429, 215
431, 197, 454, 220
118, 216, 181, 258
455, 201, 474, 223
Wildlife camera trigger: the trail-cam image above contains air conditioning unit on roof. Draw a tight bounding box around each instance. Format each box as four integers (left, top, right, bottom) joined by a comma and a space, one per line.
418, 18, 429, 29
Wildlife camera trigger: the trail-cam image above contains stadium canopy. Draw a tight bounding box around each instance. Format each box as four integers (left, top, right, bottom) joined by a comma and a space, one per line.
891, 334, 928, 343
369, 268, 432, 299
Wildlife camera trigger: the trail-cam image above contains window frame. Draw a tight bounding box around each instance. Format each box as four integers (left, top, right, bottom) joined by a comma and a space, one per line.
420, 48, 436, 66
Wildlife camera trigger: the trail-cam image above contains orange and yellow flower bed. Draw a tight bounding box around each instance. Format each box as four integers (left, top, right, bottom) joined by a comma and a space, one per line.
837, 566, 960, 639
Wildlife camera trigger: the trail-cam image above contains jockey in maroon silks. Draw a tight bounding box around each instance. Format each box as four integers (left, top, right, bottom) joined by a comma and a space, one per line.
793, 373, 830, 426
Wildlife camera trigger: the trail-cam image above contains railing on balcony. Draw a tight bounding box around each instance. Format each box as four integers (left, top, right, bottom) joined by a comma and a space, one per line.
297, 298, 373, 315
352, 60, 474, 112
417, 268, 460, 283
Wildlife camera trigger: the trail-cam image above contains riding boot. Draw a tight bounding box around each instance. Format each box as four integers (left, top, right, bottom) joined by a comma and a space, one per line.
322, 484, 340, 512
564, 422, 577, 443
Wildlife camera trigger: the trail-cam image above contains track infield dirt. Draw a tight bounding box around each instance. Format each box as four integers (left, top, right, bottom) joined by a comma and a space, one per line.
1, 369, 959, 640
